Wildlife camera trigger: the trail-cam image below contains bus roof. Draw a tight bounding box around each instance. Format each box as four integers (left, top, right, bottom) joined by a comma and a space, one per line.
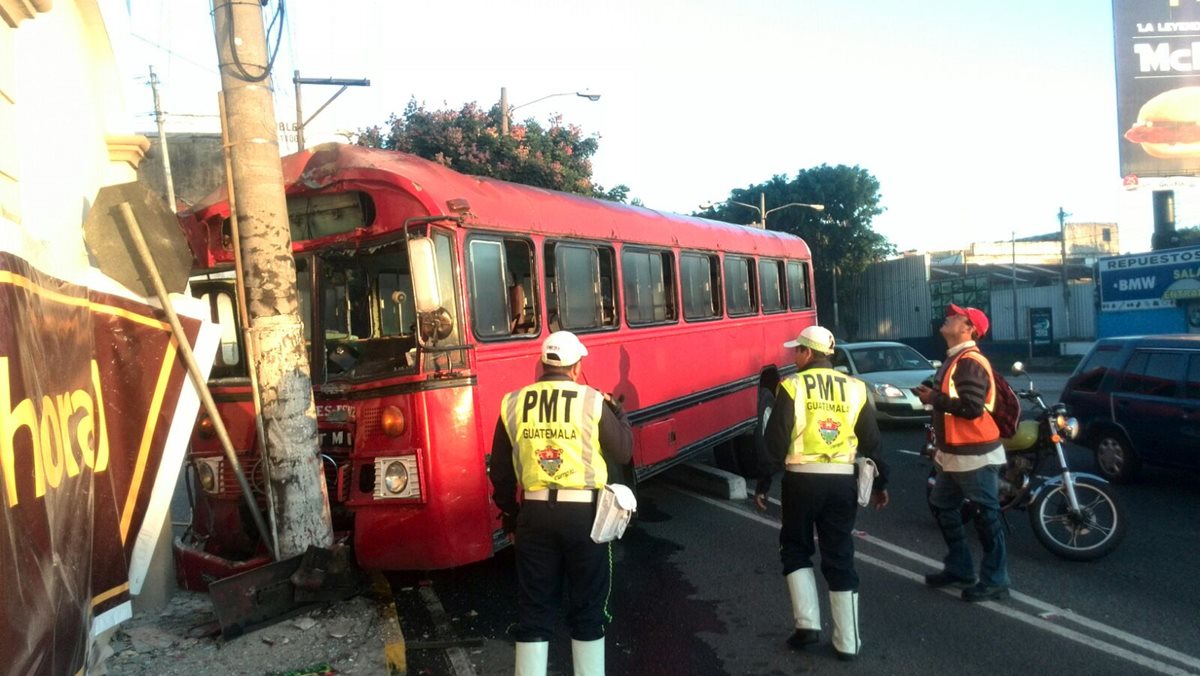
187, 143, 811, 261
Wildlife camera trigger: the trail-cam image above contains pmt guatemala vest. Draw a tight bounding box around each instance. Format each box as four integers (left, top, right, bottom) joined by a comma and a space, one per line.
780, 367, 869, 465
502, 380, 606, 491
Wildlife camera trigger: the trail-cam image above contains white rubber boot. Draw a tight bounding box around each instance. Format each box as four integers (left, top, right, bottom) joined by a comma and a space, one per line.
785, 568, 820, 649
571, 637, 605, 676
830, 590, 860, 660
515, 641, 548, 676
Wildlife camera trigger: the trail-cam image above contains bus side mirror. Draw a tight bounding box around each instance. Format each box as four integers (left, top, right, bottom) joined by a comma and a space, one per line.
408, 237, 442, 312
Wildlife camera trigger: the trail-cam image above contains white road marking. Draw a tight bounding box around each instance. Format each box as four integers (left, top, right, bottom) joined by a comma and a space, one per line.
418, 585, 478, 676
669, 486, 1200, 676
894, 448, 923, 456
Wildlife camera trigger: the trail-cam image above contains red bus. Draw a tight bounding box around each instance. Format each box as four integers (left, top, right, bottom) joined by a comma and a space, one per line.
177, 143, 817, 577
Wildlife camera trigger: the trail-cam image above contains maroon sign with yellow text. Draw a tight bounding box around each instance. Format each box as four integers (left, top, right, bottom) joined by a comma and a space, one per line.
0, 251, 205, 675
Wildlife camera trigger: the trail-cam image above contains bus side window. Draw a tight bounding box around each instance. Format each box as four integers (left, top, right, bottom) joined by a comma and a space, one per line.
724, 255, 758, 316
759, 258, 785, 313
546, 241, 617, 332
681, 252, 721, 321
787, 260, 811, 311
504, 239, 538, 335
599, 248, 617, 326
622, 248, 677, 326
467, 237, 538, 339
196, 288, 241, 370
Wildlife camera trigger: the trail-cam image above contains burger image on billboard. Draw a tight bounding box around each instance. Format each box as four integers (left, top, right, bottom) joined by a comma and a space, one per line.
1124, 86, 1200, 159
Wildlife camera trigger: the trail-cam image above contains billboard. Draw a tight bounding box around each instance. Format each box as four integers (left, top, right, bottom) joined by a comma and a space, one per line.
1114, 0, 1200, 178
1097, 244, 1200, 310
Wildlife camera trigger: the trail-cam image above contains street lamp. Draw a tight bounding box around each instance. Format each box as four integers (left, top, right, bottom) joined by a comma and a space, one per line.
701, 193, 824, 229
500, 87, 601, 135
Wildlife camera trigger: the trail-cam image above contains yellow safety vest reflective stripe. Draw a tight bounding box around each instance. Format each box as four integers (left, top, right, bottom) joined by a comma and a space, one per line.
502, 381, 606, 490
779, 368, 869, 465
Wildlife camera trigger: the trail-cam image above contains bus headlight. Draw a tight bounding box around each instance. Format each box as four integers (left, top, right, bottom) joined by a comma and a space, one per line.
196, 458, 221, 494
1062, 417, 1080, 440
374, 456, 420, 499
384, 461, 408, 494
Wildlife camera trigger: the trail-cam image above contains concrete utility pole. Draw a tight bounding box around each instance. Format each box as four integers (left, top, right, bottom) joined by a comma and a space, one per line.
500, 86, 509, 136
148, 66, 176, 212
1011, 231, 1019, 341
1058, 206, 1071, 341
211, 0, 332, 557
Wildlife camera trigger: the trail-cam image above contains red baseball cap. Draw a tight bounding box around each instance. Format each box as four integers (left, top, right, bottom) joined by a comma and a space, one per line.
946, 303, 989, 338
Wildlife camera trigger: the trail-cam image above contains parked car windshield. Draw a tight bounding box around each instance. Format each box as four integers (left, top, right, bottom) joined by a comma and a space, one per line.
849, 345, 933, 373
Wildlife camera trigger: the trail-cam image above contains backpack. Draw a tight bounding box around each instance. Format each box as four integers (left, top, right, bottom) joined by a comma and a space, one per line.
990, 373, 1022, 440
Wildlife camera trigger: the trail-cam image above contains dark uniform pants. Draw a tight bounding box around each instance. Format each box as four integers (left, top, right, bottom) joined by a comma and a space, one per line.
514, 500, 612, 642
780, 471, 859, 591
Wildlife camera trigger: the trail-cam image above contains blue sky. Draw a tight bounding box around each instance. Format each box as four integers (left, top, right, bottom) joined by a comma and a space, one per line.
121, 1, 1182, 254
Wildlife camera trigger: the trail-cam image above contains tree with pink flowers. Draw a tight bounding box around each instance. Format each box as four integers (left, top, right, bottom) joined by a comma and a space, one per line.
358, 98, 631, 202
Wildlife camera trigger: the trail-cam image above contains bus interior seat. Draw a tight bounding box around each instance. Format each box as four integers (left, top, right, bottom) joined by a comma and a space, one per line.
509, 283, 536, 334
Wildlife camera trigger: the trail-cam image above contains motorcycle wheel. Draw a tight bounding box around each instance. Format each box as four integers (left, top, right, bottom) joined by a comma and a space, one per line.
1028, 477, 1126, 561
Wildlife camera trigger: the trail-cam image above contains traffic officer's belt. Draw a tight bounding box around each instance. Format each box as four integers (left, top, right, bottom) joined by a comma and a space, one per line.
785, 463, 855, 475
524, 488, 596, 503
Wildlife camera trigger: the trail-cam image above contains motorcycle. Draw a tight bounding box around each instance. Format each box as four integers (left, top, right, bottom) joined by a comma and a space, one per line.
924, 362, 1126, 561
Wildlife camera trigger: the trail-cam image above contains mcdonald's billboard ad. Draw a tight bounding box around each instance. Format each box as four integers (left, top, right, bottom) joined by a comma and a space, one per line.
0, 250, 217, 676
1114, 0, 1200, 178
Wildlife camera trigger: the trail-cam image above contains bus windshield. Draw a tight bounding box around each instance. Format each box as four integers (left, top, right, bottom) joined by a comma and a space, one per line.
308, 230, 465, 381
313, 241, 420, 380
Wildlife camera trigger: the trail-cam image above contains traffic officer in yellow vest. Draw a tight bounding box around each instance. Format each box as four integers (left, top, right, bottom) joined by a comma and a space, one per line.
488, 330, 633, 676
764, 325, 888, 661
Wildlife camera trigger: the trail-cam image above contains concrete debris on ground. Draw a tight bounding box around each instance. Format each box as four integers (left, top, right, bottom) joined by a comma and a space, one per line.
95, 590, 388, 675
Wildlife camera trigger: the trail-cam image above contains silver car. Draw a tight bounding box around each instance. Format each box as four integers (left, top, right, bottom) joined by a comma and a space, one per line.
831, 341, 940, 423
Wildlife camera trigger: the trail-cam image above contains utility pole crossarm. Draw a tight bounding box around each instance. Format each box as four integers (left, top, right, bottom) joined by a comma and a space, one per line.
293, 72, 371, 151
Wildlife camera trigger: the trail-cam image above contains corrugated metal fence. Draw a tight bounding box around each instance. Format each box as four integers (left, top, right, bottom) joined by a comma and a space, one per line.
988, 283, 1095, 341
844, 255, 1096, 342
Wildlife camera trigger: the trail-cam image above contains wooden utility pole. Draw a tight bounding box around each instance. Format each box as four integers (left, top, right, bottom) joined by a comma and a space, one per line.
211, 0, 332, 557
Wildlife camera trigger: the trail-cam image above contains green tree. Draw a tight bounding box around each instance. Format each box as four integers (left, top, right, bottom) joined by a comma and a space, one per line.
357, 98, 631, 202
1175, 225, 1200, 247
698, 165, 895, 337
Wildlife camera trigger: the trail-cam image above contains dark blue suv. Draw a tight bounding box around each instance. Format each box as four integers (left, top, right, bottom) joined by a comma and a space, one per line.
1059, 334, 1200, 483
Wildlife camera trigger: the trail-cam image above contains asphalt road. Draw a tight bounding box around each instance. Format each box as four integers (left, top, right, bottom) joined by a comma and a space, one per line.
393, 372, 1200, 675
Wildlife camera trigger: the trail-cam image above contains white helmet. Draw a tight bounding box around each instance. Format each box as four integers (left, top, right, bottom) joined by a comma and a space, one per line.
783, 325, 836, 355
541, 331, 589, 366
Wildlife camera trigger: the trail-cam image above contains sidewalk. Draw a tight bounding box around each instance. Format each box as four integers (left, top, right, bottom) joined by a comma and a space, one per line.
95, 587, 398, 675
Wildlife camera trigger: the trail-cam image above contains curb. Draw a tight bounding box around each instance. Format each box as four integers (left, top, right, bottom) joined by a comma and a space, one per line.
371, 572, 407, 675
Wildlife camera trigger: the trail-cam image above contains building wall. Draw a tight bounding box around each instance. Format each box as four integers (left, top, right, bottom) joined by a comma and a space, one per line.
842, 254, 933, 341
138, 133, 226, 209
0, 0, 146, 281
846, 252, 1099, 345
930, 222, 1119, 268
989, 283, 1095, 341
